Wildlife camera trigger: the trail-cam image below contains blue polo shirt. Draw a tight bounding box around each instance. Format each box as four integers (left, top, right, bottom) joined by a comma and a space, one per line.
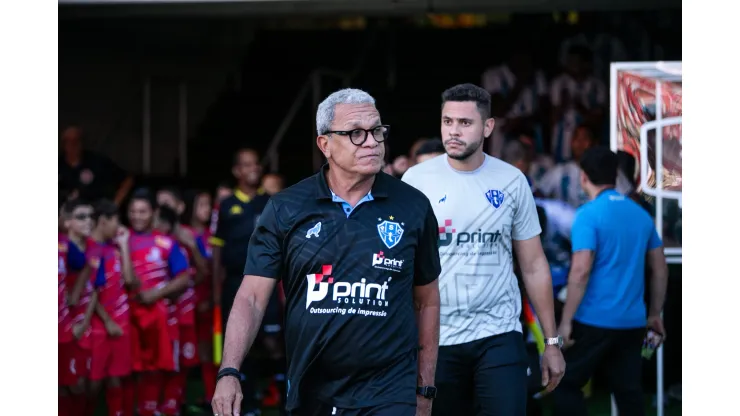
571, 189, 663, 329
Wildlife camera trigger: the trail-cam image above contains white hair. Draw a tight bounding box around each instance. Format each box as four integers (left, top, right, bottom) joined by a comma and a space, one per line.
316, 88, 376, 136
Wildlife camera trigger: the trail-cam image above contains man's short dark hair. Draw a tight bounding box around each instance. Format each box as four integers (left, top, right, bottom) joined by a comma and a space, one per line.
233, 148, 259, 167
158, 186, 183, 202
616, 150, 638, 187
64, 198, 91, 215
156, 205, 179, 227
580, 146, 618, 186
130, 188, 155, 208
441, 83, 492, 120
415, 138, 445, 157
93, 199, 119, 222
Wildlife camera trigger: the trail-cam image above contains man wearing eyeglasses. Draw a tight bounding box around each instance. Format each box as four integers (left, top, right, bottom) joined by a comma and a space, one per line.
211, 88, 442, 416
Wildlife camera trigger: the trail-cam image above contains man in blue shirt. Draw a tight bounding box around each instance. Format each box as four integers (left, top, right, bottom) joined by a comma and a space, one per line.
553, 146, 668, 416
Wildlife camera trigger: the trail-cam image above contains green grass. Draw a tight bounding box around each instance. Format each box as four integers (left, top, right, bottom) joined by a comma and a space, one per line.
94, 377, 681, 415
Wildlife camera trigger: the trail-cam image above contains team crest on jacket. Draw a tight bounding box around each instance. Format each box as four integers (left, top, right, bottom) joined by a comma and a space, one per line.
485, 189, 505, 209
377, 217, 404, 249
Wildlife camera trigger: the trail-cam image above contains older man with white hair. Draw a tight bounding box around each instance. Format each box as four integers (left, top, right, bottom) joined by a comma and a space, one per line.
212, 88, 442, 416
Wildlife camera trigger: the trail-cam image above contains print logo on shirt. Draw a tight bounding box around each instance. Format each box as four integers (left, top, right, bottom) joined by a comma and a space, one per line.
377, 216, 404, 249
305, 264, 391, 316
485, 189, 505, 209
439, 195, 447, 204
230, 205, 243, 215
146, 247, 163, 264
306, 222, 322, 239
371, 251, 404, 272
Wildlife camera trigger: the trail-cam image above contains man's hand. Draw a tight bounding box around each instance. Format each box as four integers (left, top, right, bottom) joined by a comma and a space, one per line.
212, 376, 243, 416
416, 396, 432, 416
105, 321, 124, 337
72, 323, 87, 340
115, 226, 130, 247
174, 226, 196, 249
558, 320, 575, 349
647, 315, 666, 340
541, 345, 566, 393
136, 289, 159, 305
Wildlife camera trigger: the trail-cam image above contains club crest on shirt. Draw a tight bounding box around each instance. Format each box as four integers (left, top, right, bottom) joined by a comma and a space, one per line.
154, 236, 173, 249
485, 189, 505, 209
230, 205, 243, 215
377, 216, 404, 249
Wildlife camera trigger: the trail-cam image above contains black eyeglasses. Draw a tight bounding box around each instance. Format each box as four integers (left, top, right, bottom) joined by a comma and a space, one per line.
324, 125, 390, 146
73, 213, 93, 221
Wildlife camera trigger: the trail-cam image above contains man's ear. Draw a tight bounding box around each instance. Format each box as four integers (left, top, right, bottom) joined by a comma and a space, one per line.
317, 135, 331, 158
484, 117, 495, 138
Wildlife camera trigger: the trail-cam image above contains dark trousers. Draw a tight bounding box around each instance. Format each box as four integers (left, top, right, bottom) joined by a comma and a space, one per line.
552, 321, 645, 416
222, 276, 286, 414
290, 402, 415, 416
433, 331, 529, 416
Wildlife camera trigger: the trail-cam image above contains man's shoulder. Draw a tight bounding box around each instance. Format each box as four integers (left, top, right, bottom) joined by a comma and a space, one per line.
380, 171, 432, 206
272, 175, 316, 204
404, 155, 446, 179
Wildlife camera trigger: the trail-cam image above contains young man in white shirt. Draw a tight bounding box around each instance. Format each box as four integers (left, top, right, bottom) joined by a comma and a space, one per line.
403, 84, 565, 416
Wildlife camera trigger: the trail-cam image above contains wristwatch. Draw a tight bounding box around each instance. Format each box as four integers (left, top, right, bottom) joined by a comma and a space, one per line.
417, 386, 437, 400
545, 336, 564, 348
216, 367, 246, 383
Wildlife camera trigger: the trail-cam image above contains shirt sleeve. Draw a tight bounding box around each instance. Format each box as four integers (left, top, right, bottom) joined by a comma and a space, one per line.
571, 210, 597, 252
647, 226, 663, 250
67, 242, 87, 271
209, 202, 228, 247
196, 235, 210, 259
512, 173, 543, 241
243, 199, 283, 279
414, 201, 441, 286
167, 242, 190, 277
93, 257, 106, 288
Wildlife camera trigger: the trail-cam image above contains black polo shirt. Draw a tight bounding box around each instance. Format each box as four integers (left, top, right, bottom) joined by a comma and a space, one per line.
209, 188, 270, 277
58, 151, 128, 201
244, 166, 441, 411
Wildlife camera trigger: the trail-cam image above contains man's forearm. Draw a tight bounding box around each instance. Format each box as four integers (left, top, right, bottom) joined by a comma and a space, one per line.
220, 286, 267, 370
521, 260, 557, 337
82, 292, 98, 328
415, 302, 439, 386
560, 277, 588, 325
155, 274, 190, 300
119, 246, 136, 286
649, 262, 669, 317
95, 302, 114, 325
114, 177, 134, 206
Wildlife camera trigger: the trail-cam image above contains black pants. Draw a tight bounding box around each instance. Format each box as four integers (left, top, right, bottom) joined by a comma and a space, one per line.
290, 402, 415, 416
552, 321, 645, 416
222, 275, 286, 414
433, 331, 529, 416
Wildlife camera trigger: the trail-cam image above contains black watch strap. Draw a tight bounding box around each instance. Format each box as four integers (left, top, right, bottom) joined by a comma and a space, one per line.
217, 367, 246, 382
417, 386, 437, 399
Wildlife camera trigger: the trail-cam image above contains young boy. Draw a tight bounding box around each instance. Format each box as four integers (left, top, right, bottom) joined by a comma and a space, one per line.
127, 189, 191, 416
59, 199, 100, 416
87, 200, 137, 416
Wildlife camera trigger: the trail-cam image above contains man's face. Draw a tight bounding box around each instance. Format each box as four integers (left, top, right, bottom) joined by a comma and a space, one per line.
441, 101, 493, 161
153, 212, 173, 235
261, 175, 284, 195
128, 199, 153, 233
157, 191, 183, 214
100, 215, 120, 240
65, 205, 94, 237
319, 103, 385, 176
233, 151, 262, 187
194, 193, 212, 224
416, 152, 443, 164
216, 187, 232, 204
62, 127, 83, 158
571, 128, 594, 161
